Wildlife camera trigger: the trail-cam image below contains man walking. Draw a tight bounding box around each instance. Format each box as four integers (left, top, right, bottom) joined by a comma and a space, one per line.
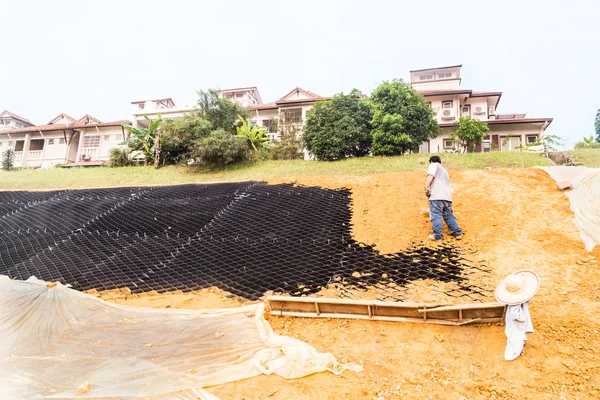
425, 156, 463, 241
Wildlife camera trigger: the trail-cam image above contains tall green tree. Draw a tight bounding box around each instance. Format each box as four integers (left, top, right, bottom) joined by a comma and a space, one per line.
197, 88, 250, 133
120, 114, 163, 166
595, 109, 600, 143
451, 116, 490, 152
303, 89, 372, 161
368, 79, 440, 156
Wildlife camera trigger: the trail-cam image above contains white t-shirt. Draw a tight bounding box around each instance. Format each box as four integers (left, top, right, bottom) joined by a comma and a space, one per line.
427, 162, 453, 202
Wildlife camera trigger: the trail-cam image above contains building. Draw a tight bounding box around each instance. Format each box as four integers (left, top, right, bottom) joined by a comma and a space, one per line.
220, 87, 262, 108
411, 65, 552, 153
0, 113, 129, 168
131, 98, 197, 128
0, 110, 34, 132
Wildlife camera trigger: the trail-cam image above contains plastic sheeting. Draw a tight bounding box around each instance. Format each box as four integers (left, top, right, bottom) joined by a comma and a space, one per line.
0, 276, 362, 399
540, 166, 600, 251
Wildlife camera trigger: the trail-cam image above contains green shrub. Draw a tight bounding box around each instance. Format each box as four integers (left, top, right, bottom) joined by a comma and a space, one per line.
2, 148, 15, 170
575, 141, 600, 149
109, 148, 133, 167
194, 130, 249, 166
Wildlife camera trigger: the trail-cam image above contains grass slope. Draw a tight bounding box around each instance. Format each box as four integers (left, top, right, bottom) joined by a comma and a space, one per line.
0, 152, 552, 191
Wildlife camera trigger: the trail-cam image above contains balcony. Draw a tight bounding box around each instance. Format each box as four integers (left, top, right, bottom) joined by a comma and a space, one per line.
81, 148, 98, 159
28, 150, 43, 160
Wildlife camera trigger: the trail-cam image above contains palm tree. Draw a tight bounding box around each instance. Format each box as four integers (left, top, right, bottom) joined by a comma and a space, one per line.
583, 135, 595, 148
120, 114, 163, 167
235, 114, 269, 151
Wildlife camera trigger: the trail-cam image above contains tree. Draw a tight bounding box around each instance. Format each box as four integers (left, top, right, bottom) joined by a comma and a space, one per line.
303, 90, 372, 161
160, 116, 212, 165
235, 114, 269, 151
595, 109, 600, 143
538, 133, 563, 156
120, 113, 163, 166
2, 148, 15, 171
194, 129, 249, 166
368, 79, 440, 156
197, 89, 250, 133
451, 116, 490, 153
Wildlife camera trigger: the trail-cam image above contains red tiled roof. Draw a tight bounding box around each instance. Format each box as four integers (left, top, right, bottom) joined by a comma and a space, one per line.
0, 110, 33, 125
410, 65, 462, 73
249, 102, 278, 111
1, 120, 131, 134
471, 91, 502, 97
417, 89, 473, 96
131, 98, 174, 105
276, 87, 323, 102
220, 86, 258, 93
48, 113, 77, 125
78, 114, 102, 124
438, 118, 553, 128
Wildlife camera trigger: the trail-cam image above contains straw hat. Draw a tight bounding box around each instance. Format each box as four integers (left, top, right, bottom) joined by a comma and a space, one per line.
495, 270, 540, 305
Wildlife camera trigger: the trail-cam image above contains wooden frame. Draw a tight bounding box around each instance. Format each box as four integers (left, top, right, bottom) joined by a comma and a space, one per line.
267, 296, 506, 326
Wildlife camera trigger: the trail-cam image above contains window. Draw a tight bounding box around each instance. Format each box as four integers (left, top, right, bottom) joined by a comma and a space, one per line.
15, 122, 23, 128
236, 93, 243, 98
462, 105, 470, 117
29, 139, 44, 151
281, 108, 303, 123
419, 74, 433, 81
444, 139, 454, 149
83, 135, 101, 148
59, 138, 65, 144
262, 119, 278, 132
442, 101, 453, 109
527, 136, 538, 144
3, 121, 11, 126
438, 73, 452, 79
48, 139, 55, 145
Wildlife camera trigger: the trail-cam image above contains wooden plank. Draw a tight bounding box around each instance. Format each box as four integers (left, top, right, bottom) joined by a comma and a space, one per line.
272, 310, 500, 326
266, 296, 505, 326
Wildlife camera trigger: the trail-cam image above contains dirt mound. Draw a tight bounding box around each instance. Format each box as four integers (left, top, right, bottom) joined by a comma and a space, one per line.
107, 168, 600, 399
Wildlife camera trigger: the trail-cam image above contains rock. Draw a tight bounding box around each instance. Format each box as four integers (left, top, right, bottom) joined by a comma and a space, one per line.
77, 381, 91, 395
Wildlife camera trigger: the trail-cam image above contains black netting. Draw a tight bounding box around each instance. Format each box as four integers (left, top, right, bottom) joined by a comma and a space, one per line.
0, 182, 492, 302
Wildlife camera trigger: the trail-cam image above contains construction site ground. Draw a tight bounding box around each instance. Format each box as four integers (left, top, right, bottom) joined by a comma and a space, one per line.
103, 168, 600, 399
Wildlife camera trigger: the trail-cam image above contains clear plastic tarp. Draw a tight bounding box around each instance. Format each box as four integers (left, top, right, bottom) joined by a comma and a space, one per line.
540, 166, 600, 251
0, 276, 362, 399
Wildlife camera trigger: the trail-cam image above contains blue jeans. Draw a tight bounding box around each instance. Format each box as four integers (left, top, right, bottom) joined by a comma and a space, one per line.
429, 200, 462, 239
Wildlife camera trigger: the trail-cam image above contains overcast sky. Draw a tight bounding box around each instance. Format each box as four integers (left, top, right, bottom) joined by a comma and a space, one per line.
1, 0, 598, 148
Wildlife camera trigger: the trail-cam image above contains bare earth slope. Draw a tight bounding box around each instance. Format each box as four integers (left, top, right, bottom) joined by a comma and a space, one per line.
109, 168, 600, 399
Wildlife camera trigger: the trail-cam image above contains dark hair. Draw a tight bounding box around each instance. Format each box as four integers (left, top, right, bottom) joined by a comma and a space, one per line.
429, 156, 441, 164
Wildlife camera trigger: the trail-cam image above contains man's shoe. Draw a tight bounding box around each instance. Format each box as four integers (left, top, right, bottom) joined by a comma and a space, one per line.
428, 234, 443, 241
453, 234, 463, 240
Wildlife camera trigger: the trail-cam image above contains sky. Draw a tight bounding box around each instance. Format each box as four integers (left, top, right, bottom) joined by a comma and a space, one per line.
1, 0, 599, 148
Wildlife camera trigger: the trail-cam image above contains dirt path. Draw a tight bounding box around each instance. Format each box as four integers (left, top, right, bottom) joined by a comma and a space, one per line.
108, 168, 600, 399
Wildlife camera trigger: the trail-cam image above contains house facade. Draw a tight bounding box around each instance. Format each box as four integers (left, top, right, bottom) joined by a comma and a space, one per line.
131, 98, 197, 129
0, 113, 129, 168
411, 65, 552, 153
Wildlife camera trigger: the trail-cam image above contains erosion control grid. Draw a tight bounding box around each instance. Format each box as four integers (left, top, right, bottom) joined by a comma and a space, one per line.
0, 182, 492, 302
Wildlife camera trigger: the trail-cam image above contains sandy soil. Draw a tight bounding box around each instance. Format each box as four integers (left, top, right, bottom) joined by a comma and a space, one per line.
104, 168, 600, 399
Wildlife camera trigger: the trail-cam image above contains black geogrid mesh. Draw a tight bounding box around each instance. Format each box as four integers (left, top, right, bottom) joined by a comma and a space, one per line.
0, 182, 492, 302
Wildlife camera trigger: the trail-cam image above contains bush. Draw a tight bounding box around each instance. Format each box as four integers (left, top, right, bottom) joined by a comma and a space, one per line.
268, 125, 304, 160
161, 117, 212, 164
2, 148, 15, 170
194, 129, 249, 166
575, 141, 600, 149
109, 148, 133, 167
